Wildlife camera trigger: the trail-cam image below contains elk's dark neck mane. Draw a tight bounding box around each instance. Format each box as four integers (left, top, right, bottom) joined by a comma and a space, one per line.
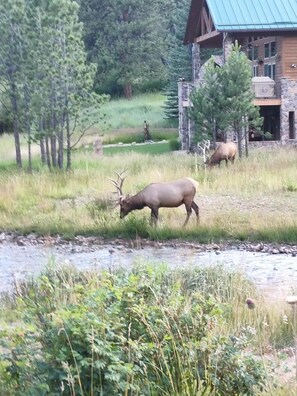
130, 192, 145, 209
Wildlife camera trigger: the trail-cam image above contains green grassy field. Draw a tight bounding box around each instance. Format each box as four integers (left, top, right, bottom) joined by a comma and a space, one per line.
103, 141, 171, 155
0, 93, 296, 243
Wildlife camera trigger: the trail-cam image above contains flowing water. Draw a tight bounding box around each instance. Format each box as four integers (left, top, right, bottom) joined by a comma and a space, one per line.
1, 241, 297, 299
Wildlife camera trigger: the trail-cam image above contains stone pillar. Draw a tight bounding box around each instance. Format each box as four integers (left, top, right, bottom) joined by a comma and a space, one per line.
192, 43, 201, 83
178, 81, 189, 151
280, 78, 297, 142
223, 33, 233, 63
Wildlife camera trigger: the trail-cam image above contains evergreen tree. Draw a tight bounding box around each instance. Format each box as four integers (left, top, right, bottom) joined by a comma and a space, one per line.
222, 42, 262, 158
163, 0, 192, 123
189, 58, 227, 144
0, 0, 104, 170
79, 0, 170, 98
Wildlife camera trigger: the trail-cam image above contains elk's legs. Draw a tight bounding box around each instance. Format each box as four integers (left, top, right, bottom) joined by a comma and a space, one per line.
191, 201, 199, 223
150, 208, 158, 226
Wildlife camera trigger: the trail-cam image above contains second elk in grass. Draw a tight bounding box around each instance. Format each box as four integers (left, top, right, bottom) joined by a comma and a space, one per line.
109, 171, 200, 226
205, 141, 237, 167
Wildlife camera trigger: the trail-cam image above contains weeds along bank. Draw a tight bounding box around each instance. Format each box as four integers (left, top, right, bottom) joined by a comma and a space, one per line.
0, 263, 296, 395
0, 147, 296, 241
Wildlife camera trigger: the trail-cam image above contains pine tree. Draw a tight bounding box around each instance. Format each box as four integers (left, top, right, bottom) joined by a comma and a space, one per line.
222, 42, 262, 158
0, 0, 105, 170
163, 0, 192, 123
79, 0, 169, 98
189, 58, 227, 143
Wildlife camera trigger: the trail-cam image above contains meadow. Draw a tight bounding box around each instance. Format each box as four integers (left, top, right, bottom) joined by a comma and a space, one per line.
0, 133, 296, 242
0, 93, 297, 394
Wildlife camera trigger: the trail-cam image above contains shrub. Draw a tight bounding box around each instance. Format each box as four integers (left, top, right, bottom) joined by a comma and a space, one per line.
0, 264, 269, 395
169, 138, 180, 151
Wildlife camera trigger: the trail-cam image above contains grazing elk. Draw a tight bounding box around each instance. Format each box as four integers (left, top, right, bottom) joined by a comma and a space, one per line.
109, 171, 199, 226
205, 141, 237, 167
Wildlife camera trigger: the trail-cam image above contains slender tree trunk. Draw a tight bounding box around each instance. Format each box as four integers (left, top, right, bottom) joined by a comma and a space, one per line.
26, 122, 32, 172
40, 136, 46, 164
236, 122, 243, 159
45, 135, 51, 169
11, 82, 22, 168
212, 120, 216, 144
39, 118, 46, 164
244, 116, 249, 158
57, 123, 64, 169
51, 134, 57, 167
123, 83, 132, 99
66, 112, 71, 170
24, 85, 32, 172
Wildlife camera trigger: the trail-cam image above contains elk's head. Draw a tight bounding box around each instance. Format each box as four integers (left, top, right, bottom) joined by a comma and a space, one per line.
108, 170, 130, 219
118, 196, 132, 218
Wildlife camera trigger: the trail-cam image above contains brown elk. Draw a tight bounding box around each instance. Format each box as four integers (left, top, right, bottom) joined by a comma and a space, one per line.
205, 142, 237, 167
109, 171, 199, 226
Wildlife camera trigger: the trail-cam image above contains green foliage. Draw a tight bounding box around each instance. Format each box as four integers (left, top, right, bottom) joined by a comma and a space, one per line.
98, 93, 171, 130
169, 138, 180, 150
163, 0, 192, 122
189, 43, 263, 154
220, 42, 263, 156
189, 58, 227, 143
79, 0, 170, 98
0, 0, 106, 170
284, 181, 297, 192
0, 264, 269, 395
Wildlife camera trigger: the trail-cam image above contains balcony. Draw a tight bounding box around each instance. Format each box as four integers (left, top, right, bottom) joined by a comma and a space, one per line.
252, 76, 281, 106
252, 76, 275, 98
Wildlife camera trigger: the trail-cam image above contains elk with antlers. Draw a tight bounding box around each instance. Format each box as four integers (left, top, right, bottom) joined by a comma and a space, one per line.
109, 171, 199, 226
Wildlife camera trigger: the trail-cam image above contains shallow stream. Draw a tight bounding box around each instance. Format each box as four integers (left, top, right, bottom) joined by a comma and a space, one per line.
1, 241, 297, 299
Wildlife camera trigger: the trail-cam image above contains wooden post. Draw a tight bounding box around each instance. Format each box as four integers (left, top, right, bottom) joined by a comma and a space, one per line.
93, 136, 103, 156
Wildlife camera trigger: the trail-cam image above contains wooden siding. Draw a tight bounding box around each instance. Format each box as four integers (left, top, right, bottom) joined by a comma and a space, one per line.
281, 36, 297, 79
253, 98, 281, 106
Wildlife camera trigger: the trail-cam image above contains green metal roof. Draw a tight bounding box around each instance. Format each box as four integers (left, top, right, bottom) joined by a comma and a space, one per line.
208, 0, 297, 31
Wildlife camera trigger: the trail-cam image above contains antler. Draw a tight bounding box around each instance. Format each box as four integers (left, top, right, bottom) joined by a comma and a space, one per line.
197, 139, 210, 164
108, 169, 127, 201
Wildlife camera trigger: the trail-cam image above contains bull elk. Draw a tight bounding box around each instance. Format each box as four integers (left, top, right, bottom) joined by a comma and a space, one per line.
109, 171, 199, 226
205, 141, 237, 167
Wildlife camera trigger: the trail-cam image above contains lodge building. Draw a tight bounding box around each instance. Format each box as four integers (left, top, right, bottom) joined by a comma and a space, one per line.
179, 0, 297, 150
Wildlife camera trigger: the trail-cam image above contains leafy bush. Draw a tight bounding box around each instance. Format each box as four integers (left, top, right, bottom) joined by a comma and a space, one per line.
0, 264, 269, 395
169, 138, 180, 151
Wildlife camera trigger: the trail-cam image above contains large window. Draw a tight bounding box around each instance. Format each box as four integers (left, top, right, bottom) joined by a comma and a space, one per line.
264, 41, 276, 58
248, 43, 258, 61
264, 63, 276, 80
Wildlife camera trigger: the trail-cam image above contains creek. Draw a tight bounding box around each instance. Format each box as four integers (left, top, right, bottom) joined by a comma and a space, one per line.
1, 239, 297, 300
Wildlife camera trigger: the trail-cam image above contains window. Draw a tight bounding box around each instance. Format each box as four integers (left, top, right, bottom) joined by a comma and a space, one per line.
264, 43, 270, 58
264, 41, 276, 58
264, 63, 276, 80
289, 112, 295, 139
248, 45, 258, 61
253, 65, 258, 77
271, 41, 276, 56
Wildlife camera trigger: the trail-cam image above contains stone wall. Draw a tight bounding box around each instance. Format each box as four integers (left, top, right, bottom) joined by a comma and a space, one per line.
192, 43, 201, 82
178, 81, 195, 151
280, 78, 297, 141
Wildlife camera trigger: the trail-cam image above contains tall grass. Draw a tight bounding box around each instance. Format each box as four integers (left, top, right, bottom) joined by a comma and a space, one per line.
99, 92, 173, 129
0, 146, 296, 241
